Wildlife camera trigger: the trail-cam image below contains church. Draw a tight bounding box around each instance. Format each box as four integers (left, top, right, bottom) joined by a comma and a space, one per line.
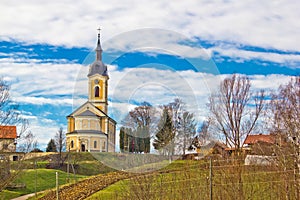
66, 31, 116, 152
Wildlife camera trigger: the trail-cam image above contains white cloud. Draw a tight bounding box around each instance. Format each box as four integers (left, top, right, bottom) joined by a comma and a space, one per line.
1, 56, 294, 149
250, 74, 293, 90
0, 58, 83, 105
17, 110, 66, 150
1, 0, 300, 55
211, 47, 300, 66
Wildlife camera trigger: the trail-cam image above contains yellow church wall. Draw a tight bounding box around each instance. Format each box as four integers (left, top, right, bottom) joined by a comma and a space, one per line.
99, 79, 104, 99
67, 117, 75, 132
70, 118, 75, 132
67, 119, 71, 132
66, 136, 78, 151
90, 120, 96, 130
66, 133, 108, 152
101, 119, 105, 132
89, 137, 105, 151
90, 78, 104, 101
96, 105, 104, 111
82, 119, 88, 129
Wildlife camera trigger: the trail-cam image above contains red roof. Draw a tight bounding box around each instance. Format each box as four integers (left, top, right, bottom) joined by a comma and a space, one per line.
244, 134, 275, 145
0, 126, 17, 139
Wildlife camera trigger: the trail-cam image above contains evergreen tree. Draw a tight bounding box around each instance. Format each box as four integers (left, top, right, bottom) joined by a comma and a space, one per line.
46, 139, 57, 152
119, 127, 125, 152
153, 107, 174, 156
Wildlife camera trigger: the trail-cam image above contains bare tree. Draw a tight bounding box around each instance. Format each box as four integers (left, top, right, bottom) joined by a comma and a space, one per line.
17, 131, 37, 153
176, 111, 196, 155
208, 74, 265, 154
165, 98, 183, 156
197, 119, 212, 145
122, 102, 156, 153
54, 127, 66, 166
270, 76, 300, 199
0, 78, 30, 191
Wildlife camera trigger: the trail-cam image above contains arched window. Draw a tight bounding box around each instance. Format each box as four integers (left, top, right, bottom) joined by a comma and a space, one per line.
95, 86, 100, 97
71, 140, 74, 148
94, 141, 97, 148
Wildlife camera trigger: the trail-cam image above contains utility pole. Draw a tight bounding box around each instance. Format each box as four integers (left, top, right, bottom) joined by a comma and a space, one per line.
35, 160, 37, 199
56, 172, 59, 200
209, 158, 213, 200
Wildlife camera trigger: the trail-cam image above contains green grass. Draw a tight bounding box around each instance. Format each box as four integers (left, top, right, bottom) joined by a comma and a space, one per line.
76, 160, 116, 175
0, 169, 86, 200
86, 180, 128, 200
0, 190, 21, 200
22, 152, 116, 176
86, 159, 298, 200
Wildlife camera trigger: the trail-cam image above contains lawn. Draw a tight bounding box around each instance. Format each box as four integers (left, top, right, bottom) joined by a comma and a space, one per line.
86, 159, 298, 200
86, 179, 128, 200
0, 169, 86, 200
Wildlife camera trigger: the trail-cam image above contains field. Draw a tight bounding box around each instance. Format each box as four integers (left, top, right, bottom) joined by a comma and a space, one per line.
0, 169, 86, 200
0, 152, 115, 200
1, 153, 299, 200
87, 159, 299, 200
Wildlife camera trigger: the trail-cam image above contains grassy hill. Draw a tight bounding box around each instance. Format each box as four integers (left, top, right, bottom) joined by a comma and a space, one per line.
0, 169, 86, 200
87, 159, 299, 200
2, 153, 298, 200
0, 152, 116, 200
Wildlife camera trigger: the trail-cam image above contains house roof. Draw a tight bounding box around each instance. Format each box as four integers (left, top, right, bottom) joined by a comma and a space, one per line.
67, 101, 116, 124
244, 134, 275, 145
76, 110, 98, 117
67, 130, 108, 137
214, 142, 228, 149
0, 126, 17, 139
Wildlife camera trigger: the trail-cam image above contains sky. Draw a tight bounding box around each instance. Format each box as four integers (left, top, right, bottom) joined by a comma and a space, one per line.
0, 0, 300, 150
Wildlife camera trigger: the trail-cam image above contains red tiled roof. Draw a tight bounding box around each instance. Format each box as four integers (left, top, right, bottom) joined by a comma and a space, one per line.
244, 134, 275, 145
0, 126, 17, 139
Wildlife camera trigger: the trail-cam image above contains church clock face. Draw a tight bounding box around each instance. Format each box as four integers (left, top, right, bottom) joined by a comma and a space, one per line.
94, 79, 99, 84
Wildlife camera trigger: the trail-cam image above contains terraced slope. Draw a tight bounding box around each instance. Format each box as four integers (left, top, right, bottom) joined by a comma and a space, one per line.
39, 171, 134, 200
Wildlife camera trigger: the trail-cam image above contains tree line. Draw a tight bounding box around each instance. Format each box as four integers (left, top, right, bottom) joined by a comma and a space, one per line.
118, 74, 300, 199
119, 98, 197, 157
119, 74, 299, 159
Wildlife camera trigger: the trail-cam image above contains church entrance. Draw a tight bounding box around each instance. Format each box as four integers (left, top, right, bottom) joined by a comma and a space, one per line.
81, 144, 86, 152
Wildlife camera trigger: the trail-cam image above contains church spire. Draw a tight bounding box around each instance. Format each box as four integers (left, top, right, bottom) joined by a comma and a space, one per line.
88, 27, 108, 77
96, 27, 102, 61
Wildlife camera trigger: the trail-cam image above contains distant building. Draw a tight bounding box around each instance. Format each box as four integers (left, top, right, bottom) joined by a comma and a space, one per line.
243, 133, 286, 156
0, 126, 17, 152
243, 134, 276, 147
184, 141, 228, 160
66, 31, 116, 152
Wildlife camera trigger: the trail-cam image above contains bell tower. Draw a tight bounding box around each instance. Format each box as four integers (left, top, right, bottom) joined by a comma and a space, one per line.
87, 29, 108, 113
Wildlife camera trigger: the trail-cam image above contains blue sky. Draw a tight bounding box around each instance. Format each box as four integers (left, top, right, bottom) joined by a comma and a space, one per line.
0, 0, 300, 150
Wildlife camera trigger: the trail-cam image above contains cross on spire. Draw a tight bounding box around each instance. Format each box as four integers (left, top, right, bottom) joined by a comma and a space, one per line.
96, 27, 102, 61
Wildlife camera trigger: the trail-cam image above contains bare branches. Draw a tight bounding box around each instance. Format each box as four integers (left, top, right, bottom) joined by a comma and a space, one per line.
208, 74, 265, 152
121, 102, 156, 153
0, 79, 28, 138
270, 76, 300, 199
271, 76, 300, 138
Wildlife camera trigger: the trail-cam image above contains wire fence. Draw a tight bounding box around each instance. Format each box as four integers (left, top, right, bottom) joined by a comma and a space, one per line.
90, 156, 300, 200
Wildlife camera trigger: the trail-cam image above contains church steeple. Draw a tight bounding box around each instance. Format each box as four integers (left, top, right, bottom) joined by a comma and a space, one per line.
96, 28, 102, 61
88, 28, 107, 77
87, 28, 109, 114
